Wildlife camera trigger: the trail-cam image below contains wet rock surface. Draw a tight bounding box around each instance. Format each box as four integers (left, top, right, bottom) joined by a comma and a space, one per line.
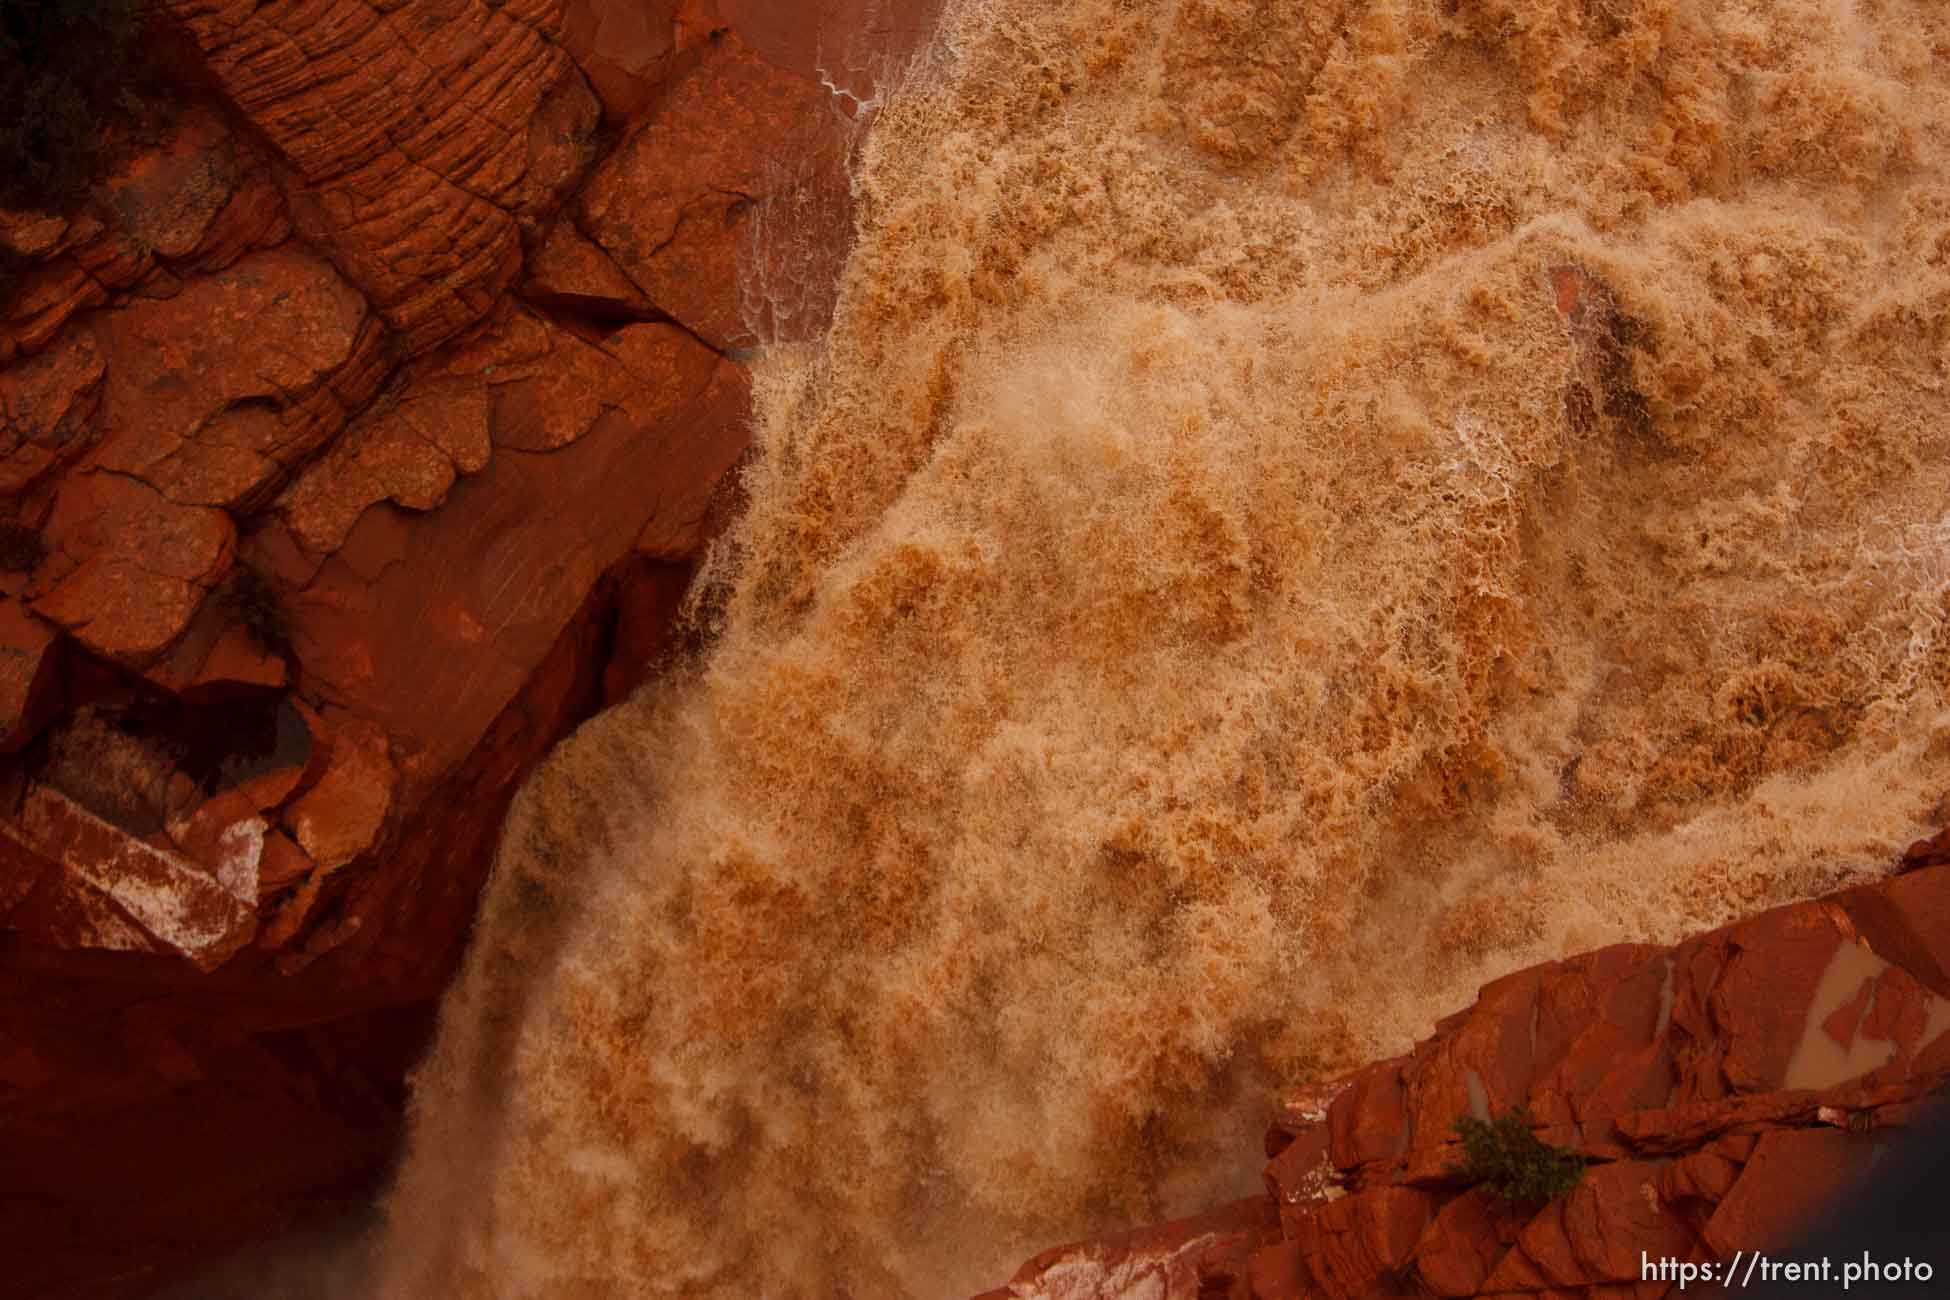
973, 862, 1950, 1300
0, 0, 941, 1293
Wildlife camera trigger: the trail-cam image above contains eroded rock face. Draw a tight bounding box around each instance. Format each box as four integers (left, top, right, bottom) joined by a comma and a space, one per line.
973, 864, 1950, 1300
159, 0, 603, 356
579, 27, 849, 350
85, 245, 381, 511
0, 0, 943, 1293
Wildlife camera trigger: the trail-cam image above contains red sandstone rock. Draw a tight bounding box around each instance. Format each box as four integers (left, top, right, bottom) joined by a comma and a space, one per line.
1, 260, 113, 363
165, 788, 268, 903
1293, 1185, 1436, 1298
178, 163, 292, 275
255, 829, 314, 900
0, 599, 61, 752
0, 322, 105, 496
984, 1197, 1278, 1300
1659, 1132, 1756, 1205
87, 246, 381, 511
34, 474, 235, 664
1331, 1058, 1412, 1172
0, 846, 48, 937
1701, 1128, 1882, 1257
276, 321, 742, 787
285, 714, 396, 876
1265, 1083, 1346, 1210
97, 108, 244, 263
603, 556, 700, 705
580, 29, 846, 349
523, 218, 660, 320
144, 615, 289, 694
1838, 867, 1950, 997
0, 109, 293, 367
718, 0, 944, 102
1529, 946, 1673, 1135
1404, 965, 1553, 1150
559, 0, 731, 122
1480, 1160, 1693, 1290
0, 0, 917, 1290
162, 0, 600, 356
973, 862, 1950, 1300
1412, 1190, 1530, 1297
1713, 904, 1854, 1095
563, 0, 682, 121
1896, 824, 1950, 873
0, 208, 70, 261
7, 785, 256, 971
1267, 1079, 1350, 1157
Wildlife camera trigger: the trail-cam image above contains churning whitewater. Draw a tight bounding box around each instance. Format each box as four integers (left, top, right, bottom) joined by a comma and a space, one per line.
378, 0, 1950, 1295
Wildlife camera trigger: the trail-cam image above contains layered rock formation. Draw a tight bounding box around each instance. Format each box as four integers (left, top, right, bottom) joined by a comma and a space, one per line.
0, 1, 938, 1294
974, 849, 1950, 1300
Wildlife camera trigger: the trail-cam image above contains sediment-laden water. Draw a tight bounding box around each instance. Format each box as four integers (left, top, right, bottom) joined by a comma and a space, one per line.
377, 0, 1950, 1294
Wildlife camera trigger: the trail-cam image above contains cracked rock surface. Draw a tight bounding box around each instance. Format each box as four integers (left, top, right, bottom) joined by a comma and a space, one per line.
0, 0, 942, 1294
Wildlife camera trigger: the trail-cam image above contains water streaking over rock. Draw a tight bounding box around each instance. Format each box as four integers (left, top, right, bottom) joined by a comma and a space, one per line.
378, 0, 1950, 1295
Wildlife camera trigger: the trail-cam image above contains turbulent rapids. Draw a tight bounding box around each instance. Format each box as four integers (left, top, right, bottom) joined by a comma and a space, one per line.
376, 0, 1950, 1295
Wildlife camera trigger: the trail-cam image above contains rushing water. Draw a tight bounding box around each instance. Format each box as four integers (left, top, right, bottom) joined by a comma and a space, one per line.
376, 0, 1950, 1294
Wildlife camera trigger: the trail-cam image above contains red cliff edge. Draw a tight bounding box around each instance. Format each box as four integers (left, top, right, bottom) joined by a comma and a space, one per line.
974, 850, 1950, 1300
0, 1, 939, 1295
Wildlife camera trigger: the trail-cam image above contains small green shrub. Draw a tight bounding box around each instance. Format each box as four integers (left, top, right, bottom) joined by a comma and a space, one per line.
1, 0, 146, 210
216, 562, 291, 650
1449, 1106, 1585, 1202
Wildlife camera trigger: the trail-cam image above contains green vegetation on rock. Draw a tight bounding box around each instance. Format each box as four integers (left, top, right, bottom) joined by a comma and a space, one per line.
1450, 1106, 1587, 1203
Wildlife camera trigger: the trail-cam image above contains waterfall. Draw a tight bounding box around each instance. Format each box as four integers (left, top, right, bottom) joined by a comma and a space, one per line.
377, 0, 1950, 1294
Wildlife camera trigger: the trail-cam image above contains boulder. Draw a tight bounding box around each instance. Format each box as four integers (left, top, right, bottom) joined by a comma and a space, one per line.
5, 785, 256, 971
